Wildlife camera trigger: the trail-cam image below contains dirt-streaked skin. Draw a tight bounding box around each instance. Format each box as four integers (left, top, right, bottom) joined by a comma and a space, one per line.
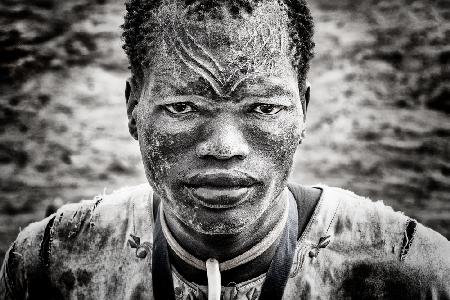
127, 1, 307, 260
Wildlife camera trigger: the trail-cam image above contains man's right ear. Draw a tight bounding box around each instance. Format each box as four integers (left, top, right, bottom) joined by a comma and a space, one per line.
125, 78, 139, 140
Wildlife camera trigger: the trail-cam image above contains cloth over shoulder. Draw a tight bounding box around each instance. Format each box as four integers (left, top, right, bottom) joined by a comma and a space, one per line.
0, 184, 154, 299
284, 186, 450, 299
1, 183, 449, 299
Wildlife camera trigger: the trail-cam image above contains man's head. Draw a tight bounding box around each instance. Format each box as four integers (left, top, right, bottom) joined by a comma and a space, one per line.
122, 0, 314, 234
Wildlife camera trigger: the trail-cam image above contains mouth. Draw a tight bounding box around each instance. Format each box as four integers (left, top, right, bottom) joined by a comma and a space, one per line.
183, 171, 258, 209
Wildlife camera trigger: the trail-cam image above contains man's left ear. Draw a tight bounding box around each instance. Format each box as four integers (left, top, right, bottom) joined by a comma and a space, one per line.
302, 81, 311, 121
125, 78, 139, 140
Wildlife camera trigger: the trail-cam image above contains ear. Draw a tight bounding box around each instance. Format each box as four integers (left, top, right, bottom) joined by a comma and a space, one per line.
301, 81, 311, 122
125, 78, 139, 140
298, 81, 310, 143
305, 81, 311, 112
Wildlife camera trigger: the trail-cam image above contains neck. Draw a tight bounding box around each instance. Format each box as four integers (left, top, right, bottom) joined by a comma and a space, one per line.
163, 189, 289, 264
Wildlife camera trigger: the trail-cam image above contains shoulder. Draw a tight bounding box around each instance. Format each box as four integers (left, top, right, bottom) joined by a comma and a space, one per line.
325, 186, 408, 249
319, 186, 449, 258
321, 186, 449, 294
289, 183, 411, 261
328, 186, 450, 296
1, 184, 154, 299
0, 214, 55, 299
49, 183, 154, 260
288, 184, 450, 297
287, 183, 412, 253
51, 183, 153, 242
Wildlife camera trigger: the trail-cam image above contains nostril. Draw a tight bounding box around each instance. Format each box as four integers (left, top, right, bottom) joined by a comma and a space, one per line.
196, 143, 249, 160
196, 123, 250, 160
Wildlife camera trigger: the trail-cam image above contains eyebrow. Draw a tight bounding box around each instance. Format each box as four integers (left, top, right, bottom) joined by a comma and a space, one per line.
151, 78, 296, 103
151, 79, 213, 97
233, 83, 296, 99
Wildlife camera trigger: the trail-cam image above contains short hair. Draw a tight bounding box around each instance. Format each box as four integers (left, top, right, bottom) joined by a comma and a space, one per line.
122, 0, 314, 86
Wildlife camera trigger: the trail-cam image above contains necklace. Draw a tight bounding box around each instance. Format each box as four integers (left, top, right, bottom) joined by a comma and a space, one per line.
159, 199, 289, 272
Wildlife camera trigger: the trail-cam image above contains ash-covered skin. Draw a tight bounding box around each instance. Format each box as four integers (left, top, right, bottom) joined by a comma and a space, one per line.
129, 1, 307, 236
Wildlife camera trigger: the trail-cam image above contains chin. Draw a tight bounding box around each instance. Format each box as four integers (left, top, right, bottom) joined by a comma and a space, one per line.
188, 215, 252, 235
169, 200, 259, 235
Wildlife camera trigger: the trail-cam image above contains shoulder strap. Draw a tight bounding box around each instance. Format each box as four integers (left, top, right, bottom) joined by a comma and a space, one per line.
258, 194, 299, 300
152, 192, 161, 225
286, 183, 322, 239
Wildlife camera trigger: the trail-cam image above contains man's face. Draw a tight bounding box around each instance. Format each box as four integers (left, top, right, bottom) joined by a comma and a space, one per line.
133, 2, 306, 234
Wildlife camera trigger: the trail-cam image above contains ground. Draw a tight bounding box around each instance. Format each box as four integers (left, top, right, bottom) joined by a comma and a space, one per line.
1, 0, 449, 260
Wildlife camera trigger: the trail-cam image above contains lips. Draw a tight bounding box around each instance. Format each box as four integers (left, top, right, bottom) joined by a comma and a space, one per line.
183, 171, 259, 208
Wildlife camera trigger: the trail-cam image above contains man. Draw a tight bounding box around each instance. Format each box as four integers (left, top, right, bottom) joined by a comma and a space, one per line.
1, 0, 449, 299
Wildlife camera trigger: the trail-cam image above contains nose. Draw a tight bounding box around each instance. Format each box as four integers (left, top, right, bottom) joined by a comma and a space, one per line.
196, 119, 249, 160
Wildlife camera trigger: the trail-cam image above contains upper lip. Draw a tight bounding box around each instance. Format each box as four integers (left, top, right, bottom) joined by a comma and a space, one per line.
184, 171, 258, 188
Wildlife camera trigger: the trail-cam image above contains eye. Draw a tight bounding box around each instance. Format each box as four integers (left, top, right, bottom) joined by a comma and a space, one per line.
164, 102, 197, 114
251, 104, 284, 115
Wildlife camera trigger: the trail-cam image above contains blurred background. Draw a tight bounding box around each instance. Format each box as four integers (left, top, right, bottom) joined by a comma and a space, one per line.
0, 0, 449, 261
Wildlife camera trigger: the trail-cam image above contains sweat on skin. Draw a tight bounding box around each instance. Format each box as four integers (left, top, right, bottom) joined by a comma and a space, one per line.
126, 0, 309, 261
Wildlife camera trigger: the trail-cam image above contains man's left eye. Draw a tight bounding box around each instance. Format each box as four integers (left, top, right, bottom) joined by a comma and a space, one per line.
164, 103, 197, 114
251, 104, 284, 115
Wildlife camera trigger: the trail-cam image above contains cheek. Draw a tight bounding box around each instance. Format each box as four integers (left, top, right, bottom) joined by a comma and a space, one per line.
246, 114, 301, 172
136, 112, 199, 187
247, 119, 300, 210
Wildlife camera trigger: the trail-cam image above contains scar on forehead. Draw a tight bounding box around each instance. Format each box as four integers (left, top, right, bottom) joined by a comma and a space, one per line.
169, 27, 226, 96
152, 75, 295, 101
163, 23, 286, 98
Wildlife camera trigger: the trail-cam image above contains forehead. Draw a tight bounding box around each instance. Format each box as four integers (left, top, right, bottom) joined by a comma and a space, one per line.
143, 1, 298, 97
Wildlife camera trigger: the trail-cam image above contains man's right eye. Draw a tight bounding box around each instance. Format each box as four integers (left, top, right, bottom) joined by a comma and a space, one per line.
164, 103, 197, 115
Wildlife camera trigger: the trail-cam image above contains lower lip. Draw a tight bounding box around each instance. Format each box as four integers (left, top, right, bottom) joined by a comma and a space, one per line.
185, 186, 252, 209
